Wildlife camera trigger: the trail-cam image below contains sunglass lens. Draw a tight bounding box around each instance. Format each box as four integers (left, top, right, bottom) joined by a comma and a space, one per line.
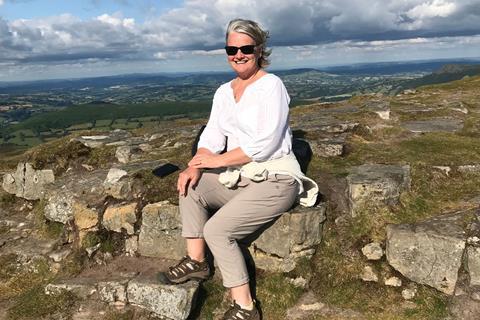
224, 45, 256, 55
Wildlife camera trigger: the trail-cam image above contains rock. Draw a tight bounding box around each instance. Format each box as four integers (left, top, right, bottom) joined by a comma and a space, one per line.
75, 130, 132, 148
386, 210, 476, 295
138, 201, 184, 260
251, 203, 327, 272
103, 168, 131, 199
73, 203, 99, 230
44, 169, 109, 223
402, 288, 416, 300
402, 118, 463, 133
86, 243, 101, 257
2, 162, 55, 200
361, 265, 378, 282
310, 135, 346, 158
433, 166, 451, 176
286, 291, 365, 320
45, 279, 97, 299
375, 109, 390, 120
384, 277, 402, 287
44, 192, 74, 223
102, 203, 138, 235
458, 165, 480, 173
127, 276, 199, 320
347, 164, 410, 216
289, 277, 308, 288
125, 235, 138, 256
361, 242, 384, 260
472, 290, 480, 301
449, 295, 480, 320
97, 279, 129, 303
467, 246, 480, 286
115, 146, 142, 164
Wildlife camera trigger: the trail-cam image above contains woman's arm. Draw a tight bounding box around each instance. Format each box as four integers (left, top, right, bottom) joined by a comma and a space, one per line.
189, 147, 251, 169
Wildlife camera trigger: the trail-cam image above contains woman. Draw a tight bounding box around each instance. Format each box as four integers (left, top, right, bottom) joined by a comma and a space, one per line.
158, 19, 318, 320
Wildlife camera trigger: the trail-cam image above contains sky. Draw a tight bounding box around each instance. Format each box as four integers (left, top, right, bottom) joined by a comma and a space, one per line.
0, 0, 480, 81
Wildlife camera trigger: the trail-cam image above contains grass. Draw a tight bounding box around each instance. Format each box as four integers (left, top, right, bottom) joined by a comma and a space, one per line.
6, 285, 76, 320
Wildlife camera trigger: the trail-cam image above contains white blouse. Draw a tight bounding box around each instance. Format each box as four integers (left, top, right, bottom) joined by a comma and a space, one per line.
197, 73, 292, 162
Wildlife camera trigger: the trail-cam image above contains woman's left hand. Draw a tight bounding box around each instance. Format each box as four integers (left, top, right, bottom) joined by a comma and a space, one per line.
189, 153, 224, 169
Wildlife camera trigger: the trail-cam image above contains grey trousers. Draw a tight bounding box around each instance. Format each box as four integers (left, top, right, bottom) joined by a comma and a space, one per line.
179, 170, 299, 288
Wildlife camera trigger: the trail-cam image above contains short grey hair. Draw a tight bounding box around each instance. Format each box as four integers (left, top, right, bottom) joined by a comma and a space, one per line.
226, 19, 271, 68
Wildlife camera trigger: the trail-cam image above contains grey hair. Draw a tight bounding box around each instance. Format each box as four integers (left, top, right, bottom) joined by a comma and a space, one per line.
226, 19, 271, 68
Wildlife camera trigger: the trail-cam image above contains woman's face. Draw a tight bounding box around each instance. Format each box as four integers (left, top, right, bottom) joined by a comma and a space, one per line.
226, 31, 261, 78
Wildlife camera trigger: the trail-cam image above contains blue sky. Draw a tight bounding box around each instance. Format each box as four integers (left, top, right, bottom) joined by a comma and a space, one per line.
1, 0, 480, 81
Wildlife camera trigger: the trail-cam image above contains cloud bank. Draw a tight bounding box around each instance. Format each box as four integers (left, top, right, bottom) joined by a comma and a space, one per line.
1, 0, 479, 80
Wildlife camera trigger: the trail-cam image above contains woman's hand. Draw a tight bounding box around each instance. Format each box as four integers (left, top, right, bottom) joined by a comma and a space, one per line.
189, 153, 224, 169
177, 167, 202, 196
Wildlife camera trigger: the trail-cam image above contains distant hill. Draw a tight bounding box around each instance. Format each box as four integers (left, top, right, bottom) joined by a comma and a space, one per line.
399, 64, 480, 90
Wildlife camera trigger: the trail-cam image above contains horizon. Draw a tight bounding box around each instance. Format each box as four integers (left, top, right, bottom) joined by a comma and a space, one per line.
1, 0, 480, 81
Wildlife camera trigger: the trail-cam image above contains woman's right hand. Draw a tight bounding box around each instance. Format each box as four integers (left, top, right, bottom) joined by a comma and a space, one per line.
177, 166, 202, 196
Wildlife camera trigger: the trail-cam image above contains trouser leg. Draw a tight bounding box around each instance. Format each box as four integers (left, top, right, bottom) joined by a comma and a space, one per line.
180, 170, 240, 238
203, 174, 299, 288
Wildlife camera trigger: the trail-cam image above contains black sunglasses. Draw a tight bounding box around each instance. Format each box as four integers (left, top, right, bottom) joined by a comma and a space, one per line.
224, 45, 256, 56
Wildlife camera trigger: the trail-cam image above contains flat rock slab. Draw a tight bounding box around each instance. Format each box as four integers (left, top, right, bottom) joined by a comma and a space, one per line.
386, 210, 477, 295
402, 118, 463, 133
127, 276, 199, 320
74, 130, 132, 148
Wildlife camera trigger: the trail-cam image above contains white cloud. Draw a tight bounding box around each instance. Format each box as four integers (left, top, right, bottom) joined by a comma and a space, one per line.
1, 0, 480, 80
407, 0, 457, 19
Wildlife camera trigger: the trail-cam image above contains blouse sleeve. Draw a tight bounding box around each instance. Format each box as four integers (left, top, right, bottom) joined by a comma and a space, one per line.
197, 92, 226, 154
238, 77, 290, 162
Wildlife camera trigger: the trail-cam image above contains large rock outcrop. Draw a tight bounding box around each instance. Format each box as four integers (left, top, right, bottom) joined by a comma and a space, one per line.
386, 209, 479, 295
2, 162, 54, 200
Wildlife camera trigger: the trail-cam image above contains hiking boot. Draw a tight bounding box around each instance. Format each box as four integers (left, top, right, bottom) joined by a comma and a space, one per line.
222, 301, 260, 320
157, 255, 210, 284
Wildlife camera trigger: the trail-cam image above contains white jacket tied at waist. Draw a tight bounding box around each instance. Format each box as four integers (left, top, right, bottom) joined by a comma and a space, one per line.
218, 153, 319, 207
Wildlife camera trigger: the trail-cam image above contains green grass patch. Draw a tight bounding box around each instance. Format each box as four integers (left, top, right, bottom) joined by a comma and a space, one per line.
194, 279, 226, 320
94, 119, 113, 127
256, 273, 303, 319
66, 122, 93, 130
6, 286, 76, 320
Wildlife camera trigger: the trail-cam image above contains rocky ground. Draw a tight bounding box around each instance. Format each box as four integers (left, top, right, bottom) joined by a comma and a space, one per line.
0, 75, 480, 319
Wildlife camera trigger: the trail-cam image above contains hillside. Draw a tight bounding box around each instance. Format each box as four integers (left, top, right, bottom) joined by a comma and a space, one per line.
0, 76, 480, 320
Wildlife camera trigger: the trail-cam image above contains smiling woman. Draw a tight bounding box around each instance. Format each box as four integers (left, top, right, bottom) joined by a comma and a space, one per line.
157, 18, 318, 320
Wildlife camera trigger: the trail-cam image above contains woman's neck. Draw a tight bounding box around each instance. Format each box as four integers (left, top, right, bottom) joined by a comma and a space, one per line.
236, 68, 265, 83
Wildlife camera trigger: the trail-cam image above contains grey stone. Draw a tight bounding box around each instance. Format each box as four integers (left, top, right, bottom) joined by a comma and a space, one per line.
286, 291, 365, 320
402, 288, 416, 300
449, 295, 480, 320
467, 246, 480, 286
361, 242, 384, 260
361, 265, 378, 282
2, 162, 55, 200
458, 165, 480, 173
138, 201, 184, 259
386, 210, 474, 295
115, 145, 142, 164
347, 164, 410, 216
384, 276, 402, 287
127, 277, 199, 320
45, 279, 97, 299
310, 135, 346, 158
75, 130, 132, 148
103, 168, 131, 199
251, 203, 327, 272
44, 192, 74, 223
125, 235, 139, 256
402, 118, 463, 133
97, 279, 129, 303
